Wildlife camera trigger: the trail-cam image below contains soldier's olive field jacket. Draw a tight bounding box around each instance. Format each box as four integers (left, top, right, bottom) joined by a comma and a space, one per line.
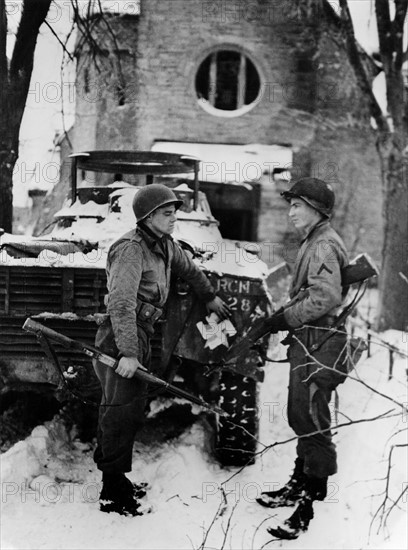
284, 220, 349, 328
106, 227, 216, 357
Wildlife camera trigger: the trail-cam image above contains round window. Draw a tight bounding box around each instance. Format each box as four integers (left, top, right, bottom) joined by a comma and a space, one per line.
195, 50, 261, 116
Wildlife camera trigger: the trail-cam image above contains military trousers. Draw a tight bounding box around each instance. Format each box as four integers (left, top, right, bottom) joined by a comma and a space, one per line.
93, 318, 151, 473
287, 328, 339, 479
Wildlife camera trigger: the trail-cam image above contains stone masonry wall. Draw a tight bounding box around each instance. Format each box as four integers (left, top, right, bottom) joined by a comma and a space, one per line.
69, 1, 383, 266
134, 0, 315, 148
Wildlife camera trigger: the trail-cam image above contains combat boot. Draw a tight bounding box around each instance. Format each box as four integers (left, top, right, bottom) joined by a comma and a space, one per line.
122, 475, 149, 500
99, 473, 146, 517
256, 457, 306, 508
267, 476, 327, 540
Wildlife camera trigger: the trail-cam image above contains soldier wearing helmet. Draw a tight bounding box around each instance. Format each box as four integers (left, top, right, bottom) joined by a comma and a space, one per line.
93, 183, 230, 517
256, 178, 349, 539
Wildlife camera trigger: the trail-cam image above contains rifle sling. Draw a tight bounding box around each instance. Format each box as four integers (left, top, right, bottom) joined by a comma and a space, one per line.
308, 281, 366, 354
35, 333, 99, 407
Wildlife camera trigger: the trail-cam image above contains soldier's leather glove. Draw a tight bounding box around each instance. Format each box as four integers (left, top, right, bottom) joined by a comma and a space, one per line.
265, 309, 291, 334
225, 309, 290, 363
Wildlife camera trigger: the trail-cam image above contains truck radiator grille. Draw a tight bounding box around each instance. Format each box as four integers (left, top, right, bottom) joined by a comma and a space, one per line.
0, 317, 99, 366
0, 266, 107, 316
0, 317, 164, 375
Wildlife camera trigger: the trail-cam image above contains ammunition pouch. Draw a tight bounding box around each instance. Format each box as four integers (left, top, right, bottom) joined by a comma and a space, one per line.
136, 299, 163, 325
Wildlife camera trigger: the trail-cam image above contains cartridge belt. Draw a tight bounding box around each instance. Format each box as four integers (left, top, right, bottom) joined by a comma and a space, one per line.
94, 300, 163, 327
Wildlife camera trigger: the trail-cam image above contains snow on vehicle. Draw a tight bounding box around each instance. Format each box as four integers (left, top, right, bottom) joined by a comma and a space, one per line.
0, 151, 277, 466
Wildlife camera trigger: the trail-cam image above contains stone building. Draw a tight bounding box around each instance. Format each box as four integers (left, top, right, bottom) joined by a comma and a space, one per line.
51, 0, 382, 268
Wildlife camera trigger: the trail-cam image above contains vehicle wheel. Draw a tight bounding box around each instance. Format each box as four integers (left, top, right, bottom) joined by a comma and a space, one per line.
215, 370, 259, 467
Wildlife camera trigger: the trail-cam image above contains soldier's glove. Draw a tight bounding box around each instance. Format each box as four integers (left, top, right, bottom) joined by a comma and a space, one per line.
265, 309, 291, 334
225, 309, 290, 363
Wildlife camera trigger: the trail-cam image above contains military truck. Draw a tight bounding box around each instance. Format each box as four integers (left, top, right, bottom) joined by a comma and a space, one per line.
0, 151, 277, 466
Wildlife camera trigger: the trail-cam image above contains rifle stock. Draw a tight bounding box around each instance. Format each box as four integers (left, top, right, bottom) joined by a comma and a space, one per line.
341, 253, 378, 286
22, 318, 228, 417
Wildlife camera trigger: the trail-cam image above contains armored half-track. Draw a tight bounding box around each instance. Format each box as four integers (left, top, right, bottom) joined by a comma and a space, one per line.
0, 151, 278, 466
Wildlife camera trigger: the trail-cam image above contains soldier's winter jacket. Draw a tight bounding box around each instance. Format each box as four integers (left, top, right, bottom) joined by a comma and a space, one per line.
284, 220, 349, 328
106, 226, 216, 358
283, 220, 350, 390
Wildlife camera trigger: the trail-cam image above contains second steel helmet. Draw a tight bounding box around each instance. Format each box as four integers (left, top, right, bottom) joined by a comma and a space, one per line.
132, 184, 183, 222
281, 177, 335, 217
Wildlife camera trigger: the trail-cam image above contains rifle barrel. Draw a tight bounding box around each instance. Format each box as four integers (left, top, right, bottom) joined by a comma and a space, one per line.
22, 318, 228, 417
134, 368, 228, 416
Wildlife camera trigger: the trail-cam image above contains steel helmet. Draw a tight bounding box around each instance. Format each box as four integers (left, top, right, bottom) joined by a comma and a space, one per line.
132, 184, 183, 222
281, 177, 335, 217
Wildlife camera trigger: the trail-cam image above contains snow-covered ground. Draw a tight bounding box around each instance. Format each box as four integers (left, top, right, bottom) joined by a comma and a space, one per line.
1, 323, 407, 550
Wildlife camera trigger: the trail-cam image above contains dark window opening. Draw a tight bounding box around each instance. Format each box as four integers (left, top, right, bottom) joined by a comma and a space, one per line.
212, 208, 254, 241
195, 50, 260, 111
84, 68, 90, 94
116, 84, 126, 106
296, 54, 315, 73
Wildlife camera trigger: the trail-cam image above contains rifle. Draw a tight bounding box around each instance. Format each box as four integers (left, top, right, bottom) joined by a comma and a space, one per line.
225, 253, 378, 363
22, 318, 228, 417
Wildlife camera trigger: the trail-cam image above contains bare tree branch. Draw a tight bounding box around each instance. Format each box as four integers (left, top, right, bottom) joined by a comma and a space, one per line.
296, 339, 407, 410
351, 315, 408, 359
370, 443, 408, 534
251, 516, 277, 550
198, 487, 228, 550
383, 482, 408, 527
56, 14, 78, 153
221, 409, 399, 486
43, 19, 74, 62
220, 499, 239, 550
338, 0, 389, 133
95, 0, 126, 103
71, 1, 106, 72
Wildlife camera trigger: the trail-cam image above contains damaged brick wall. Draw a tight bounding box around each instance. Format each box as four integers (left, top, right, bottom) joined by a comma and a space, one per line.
68, 0, 382, 267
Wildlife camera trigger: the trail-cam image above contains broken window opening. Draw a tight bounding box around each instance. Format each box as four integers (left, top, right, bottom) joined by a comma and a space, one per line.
195, 50, 261, 114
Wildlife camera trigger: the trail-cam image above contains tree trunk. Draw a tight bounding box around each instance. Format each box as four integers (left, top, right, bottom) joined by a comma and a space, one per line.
335, 0, 408, 330
0, 148, 17, 232
376, 142, 408, 331
373, 0, 408, 331
0, 0, 13, 232
0, 0, 52, 233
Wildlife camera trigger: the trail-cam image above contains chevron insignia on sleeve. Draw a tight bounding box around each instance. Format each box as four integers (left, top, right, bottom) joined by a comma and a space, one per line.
317, 263, 333, 275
